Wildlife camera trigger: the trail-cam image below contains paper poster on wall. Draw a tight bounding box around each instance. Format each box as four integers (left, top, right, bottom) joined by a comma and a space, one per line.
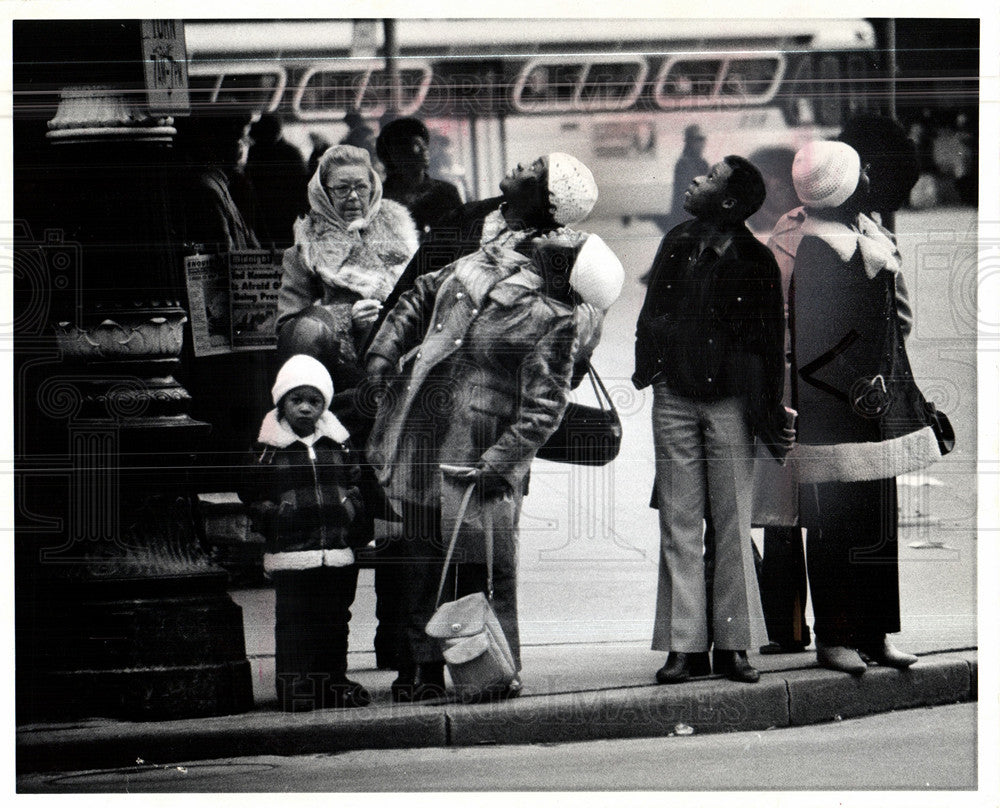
229, 250, 282, 350
184, 252, 232, 356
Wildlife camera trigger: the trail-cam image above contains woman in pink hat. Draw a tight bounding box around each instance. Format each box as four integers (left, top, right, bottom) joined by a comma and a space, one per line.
789, 140, 942, 675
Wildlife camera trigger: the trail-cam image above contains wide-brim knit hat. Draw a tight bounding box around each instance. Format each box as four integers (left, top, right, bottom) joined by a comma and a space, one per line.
792, 140, 861, 209
271, 354, 334, 411
547, 152, 599, 225
569, 234, 625, 311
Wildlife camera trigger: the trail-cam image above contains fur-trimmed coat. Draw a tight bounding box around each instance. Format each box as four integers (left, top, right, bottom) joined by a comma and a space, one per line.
276, 199, 419, 365
789, 215, 940, 484
240, 410, 371, 575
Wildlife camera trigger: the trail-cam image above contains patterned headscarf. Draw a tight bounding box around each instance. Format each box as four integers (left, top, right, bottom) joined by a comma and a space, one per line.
306, 144, 384, 233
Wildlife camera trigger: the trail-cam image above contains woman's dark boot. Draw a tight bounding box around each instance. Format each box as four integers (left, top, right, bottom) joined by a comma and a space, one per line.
857, 637, 918, 669
391, 662, 446, 703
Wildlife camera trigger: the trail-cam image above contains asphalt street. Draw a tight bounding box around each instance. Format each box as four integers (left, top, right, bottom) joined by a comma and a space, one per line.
16, 702, 978, 793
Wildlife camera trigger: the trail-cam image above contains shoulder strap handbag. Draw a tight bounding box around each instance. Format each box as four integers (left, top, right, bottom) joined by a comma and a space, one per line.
796, 272, 954, 455
535, 363, 622, 466
425, 474, 518, 701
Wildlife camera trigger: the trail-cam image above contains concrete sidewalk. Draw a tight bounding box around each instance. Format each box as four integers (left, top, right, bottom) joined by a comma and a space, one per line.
17, 615, 977, 774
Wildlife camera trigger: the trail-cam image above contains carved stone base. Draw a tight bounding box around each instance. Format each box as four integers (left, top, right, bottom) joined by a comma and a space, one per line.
40, 660, 253, 722
21, 571, 254, 722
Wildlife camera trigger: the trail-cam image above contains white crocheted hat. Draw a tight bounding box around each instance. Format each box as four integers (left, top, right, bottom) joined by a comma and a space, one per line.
792, 140, 861, 209
271, 354, 334, 410
569, 234, 624, 311
547, 152, 599, 225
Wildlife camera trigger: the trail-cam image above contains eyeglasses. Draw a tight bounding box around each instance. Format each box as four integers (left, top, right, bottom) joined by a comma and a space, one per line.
326, 182, 371, 199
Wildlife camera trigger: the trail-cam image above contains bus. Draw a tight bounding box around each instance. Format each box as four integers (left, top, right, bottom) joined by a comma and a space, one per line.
183, 18, 881, 234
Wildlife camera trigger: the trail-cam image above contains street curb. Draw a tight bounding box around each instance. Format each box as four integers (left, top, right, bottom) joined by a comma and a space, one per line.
17, 706, 447, 775
16, 651, 976, 774
447, 679, 790, 746
785, 656, 972, 726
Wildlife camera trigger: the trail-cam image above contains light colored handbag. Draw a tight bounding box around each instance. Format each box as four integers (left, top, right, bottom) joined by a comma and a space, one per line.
425, 469, 518, 701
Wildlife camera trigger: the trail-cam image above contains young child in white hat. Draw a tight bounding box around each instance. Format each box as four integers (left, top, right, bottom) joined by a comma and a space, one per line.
242, 354, 372, 712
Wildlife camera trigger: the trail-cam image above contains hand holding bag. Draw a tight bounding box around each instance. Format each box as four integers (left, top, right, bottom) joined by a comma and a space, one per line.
425, 469, 518, 701
535, 363, 622, 466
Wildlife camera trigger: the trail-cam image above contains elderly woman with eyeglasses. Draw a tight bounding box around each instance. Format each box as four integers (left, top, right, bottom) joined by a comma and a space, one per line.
276, 144, 419, 387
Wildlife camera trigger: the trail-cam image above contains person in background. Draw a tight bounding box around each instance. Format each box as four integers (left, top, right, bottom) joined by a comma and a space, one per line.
340, 110, 378, 164
175, 112, 260, 252
666, 125, 710, 229
245, 114, 310, 248
635, 124, 710, 278
241, 355, 372, 712
788, 140, 938, 675
307, 132, 334, 178
366, 153, 622, 703
376, 117, 464, 240
756, 115, 920, 655
633, 155, 793, 685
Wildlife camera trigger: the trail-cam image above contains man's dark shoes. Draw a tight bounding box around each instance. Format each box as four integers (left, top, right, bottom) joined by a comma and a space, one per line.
391, 662, 447, 703
712, 649, 760, 683
759, 640, 808, 655
655, 651, 711, 684
328, 678, 372, 708
279, 677, 371, 712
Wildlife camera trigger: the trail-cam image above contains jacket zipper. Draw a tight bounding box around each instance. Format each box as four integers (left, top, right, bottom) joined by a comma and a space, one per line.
307, 444, 327, 548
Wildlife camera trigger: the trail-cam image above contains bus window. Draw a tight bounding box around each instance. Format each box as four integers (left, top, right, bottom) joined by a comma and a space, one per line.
654, 58, 723, 108
187, 65, 286, 112
294, 62, 432, 119
294, 67, 366, 118
847, 53, 871, 115
513, 62, 584, 111
578, 60, 648, 111
816, 54, 843, 126
512, 58, 646, 113
356, 66, 433, 117
719, 57, 784, 102
780, 53, 815, 126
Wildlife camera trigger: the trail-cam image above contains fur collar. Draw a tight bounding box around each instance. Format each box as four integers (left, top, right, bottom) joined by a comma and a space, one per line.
800, 213, 900, 279
256, 408, 351, 448
291, 198, 419, 301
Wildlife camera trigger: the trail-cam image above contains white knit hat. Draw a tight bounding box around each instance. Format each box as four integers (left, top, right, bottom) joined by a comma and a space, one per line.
569, 234, 624, 311
547, 152, 599, 225
271, 354, 334, 410
792, 141, 861, 209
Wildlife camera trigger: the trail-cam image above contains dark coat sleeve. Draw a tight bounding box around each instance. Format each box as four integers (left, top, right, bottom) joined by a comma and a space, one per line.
632, 227, 686, 389
364, 266, 449, 371
479, 310, 578, 488
361, 196, 503, 353
238, 445, 279, 541
733, 244, 786, 440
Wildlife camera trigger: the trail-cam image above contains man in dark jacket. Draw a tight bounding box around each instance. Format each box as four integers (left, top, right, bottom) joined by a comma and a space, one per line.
376, 117, 464, 239
245, 114, 309, 248
633, 155, 793, 685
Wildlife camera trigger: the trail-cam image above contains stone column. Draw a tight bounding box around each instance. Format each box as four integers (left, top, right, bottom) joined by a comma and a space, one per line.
15, 33, 253, 722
